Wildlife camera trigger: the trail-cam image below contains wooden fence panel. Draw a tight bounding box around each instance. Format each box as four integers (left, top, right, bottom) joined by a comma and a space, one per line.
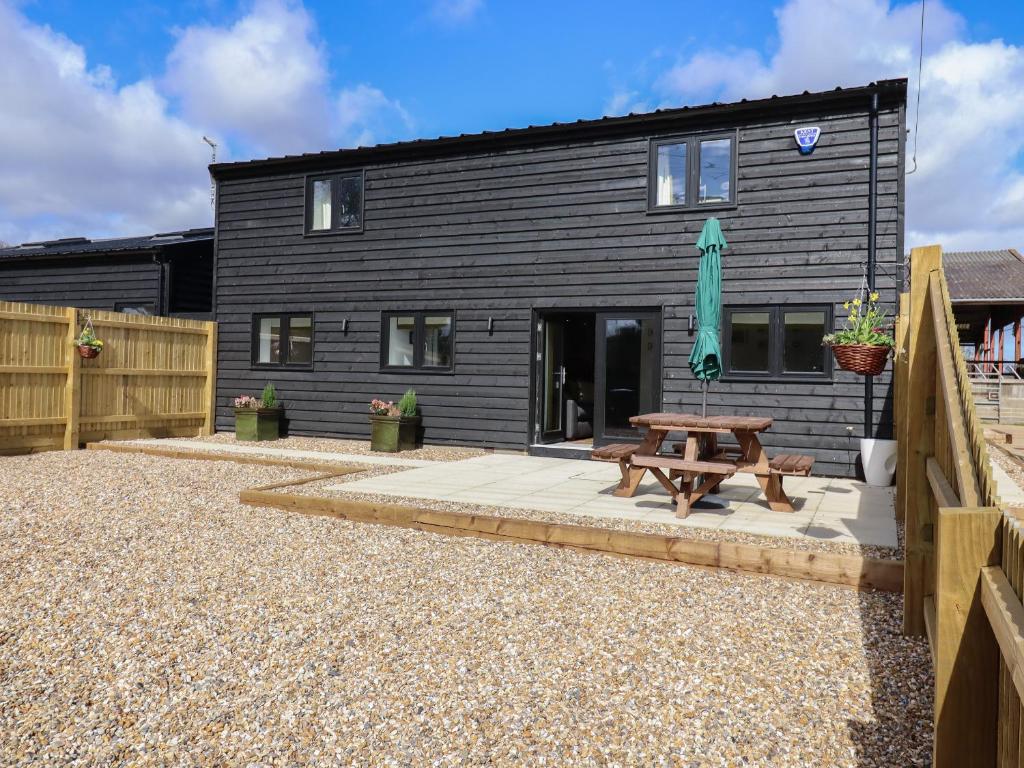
0, 301, 72, 454
902, 246, 1024, 766
0, 301, 216, 454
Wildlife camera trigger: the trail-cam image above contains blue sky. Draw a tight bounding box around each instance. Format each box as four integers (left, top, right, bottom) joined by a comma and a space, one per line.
2, 0, 1024, 249
22, 0, 1024, 141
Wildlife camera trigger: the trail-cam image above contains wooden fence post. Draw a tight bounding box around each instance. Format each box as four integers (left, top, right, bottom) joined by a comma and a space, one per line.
895, 292, 910, 524
905, 245, 942, 635
63, 306, 81, 450
933, 506, 1002, 766
203, 322, 217, 436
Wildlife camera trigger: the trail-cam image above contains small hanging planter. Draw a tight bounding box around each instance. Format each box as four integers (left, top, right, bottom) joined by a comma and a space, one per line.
823, 292, 895, 377
74, 318, 104, 359
831, 343, 890, 376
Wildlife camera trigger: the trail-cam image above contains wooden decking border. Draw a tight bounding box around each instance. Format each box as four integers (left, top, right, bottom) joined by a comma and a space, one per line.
86, 439, 903, 592
86, 440, 367, 475
240, 476, 904, 593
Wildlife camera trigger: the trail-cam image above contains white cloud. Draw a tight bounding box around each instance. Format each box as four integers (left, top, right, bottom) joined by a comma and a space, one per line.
643, 0, 1024, 251
0, 0, 414, 243
432, 0, 483, 25
0, 1, 211, 243
603, 89, 650, 117
336, 85, 414, 148
165, 0, 330, 157
165, 0, 413, 156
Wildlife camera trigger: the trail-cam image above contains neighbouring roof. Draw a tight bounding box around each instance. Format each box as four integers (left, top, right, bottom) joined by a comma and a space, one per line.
945, 249, 1024, 303
0, 228, 213, 262
210, 78, 908, 177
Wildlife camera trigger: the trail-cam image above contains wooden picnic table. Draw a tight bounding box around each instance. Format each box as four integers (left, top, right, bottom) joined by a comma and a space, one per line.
598, 412, 810, 517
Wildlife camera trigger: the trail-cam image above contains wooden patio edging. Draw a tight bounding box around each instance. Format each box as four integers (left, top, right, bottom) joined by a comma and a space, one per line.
86, 440, 365, 475
86, 438, 903, 591
239, 474, 904, 593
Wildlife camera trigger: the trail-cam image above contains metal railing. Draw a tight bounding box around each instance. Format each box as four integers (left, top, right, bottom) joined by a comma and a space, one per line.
968, 360, 1024, 380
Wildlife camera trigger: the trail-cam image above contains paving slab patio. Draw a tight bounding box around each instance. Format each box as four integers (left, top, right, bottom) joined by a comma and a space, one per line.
327, 453, 898, 548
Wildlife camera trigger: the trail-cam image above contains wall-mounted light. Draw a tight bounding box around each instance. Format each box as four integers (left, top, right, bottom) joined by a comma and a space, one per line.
342, 318, 349, 334
487, 317, 494, 335
688, 315, 696, 335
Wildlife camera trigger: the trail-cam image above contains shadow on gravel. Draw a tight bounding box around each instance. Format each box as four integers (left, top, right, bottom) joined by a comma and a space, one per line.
848, 589, 933, 767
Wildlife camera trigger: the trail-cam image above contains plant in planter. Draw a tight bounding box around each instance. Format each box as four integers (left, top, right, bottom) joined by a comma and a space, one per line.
369, 389, 421, 452
74, 321, 104, 359
234, 383, 283, 441
823, 291, 895, 376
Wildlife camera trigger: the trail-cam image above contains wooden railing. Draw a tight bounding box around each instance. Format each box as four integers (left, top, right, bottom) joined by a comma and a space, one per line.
0, 300, 216, 454
896, 245, 1023, 766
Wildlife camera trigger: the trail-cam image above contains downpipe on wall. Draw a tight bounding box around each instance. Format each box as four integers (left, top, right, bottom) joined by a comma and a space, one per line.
864, 90, 879, 441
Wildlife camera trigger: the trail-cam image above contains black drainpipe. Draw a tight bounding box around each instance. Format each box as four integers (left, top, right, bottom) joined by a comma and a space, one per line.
152, 253, 169, 316
865, 90, 879, 439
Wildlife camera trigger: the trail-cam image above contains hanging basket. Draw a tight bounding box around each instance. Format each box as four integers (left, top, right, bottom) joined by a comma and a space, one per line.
831, 344, 889, 376
77, 344, 101, 359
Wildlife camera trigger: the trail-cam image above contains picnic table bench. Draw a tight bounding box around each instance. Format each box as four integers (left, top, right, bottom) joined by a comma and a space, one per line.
592, 413, 815, 517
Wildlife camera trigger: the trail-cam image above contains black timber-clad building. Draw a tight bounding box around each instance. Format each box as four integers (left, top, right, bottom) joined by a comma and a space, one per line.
0, 228, 214, 318
210, 79, 907, 477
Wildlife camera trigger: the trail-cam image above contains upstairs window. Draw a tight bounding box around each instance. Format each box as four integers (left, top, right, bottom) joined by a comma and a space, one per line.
306, 171, 363, 233
650, 133, 736, 210
252, 313, 314, 368
381, 311, 455, 371
723, 306, 830, 378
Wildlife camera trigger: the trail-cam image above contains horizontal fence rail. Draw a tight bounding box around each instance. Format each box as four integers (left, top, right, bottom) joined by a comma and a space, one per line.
897, 246, 1023, 766
0, 300, 216, 454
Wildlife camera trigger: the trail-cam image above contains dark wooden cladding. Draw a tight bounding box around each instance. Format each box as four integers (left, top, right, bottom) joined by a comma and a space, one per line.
213, 86, 906, 476
0, 239, 213, 317
0, 255, 162, 311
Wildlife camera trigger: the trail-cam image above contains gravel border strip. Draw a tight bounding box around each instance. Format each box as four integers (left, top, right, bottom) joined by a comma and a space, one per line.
92, 440, 903, 562
193, 433, 488, 462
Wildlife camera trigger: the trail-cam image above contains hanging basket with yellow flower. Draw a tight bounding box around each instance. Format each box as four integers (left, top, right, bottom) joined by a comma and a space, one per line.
823, 291, 894, 376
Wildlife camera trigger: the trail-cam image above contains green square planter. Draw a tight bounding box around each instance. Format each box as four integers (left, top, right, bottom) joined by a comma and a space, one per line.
370, 414, 421, 452
235, 408, 282, 441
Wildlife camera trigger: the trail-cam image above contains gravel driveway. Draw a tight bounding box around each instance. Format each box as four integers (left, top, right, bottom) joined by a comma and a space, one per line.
0, 451, 931, 766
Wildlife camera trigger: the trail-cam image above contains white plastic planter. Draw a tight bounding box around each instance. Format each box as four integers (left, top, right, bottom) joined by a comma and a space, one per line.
861, 438, 897, 487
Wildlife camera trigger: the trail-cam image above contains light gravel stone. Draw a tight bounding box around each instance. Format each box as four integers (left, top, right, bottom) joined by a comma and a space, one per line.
0, 451, 930, 766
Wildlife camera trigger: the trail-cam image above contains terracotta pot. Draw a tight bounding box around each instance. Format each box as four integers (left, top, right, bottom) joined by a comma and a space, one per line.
831, 344, 889, 376
77, 344, 101, 359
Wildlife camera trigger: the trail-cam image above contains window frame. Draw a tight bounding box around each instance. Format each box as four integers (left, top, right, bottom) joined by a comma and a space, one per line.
647, 130, 739, 213
114, 302, 156, 316
379, 310, 456, 373
721, 304, 832, 380
303, 169, 365, 235
250, 312, 315, 370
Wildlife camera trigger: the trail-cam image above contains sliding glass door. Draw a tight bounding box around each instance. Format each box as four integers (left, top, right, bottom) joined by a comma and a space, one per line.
540, 318, 565, 441
533, 309, 661, 446
594, 312, 661, 441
